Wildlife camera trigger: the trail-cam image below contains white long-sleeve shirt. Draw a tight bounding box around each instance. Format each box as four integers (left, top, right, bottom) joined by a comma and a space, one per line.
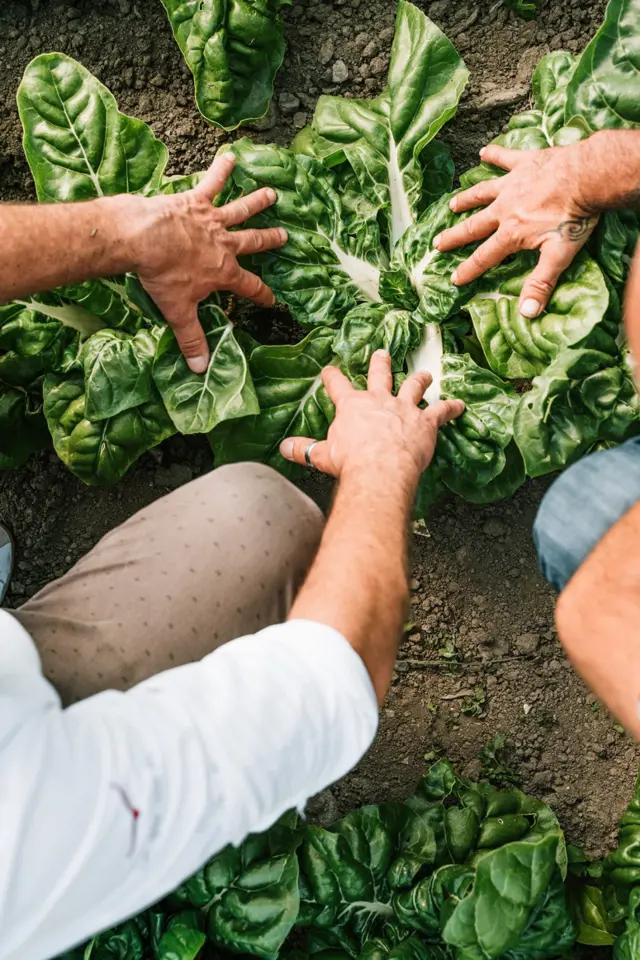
0, 610, 378, 960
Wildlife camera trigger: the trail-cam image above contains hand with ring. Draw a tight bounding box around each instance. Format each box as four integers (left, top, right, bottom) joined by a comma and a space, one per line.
279, 351, 464, 483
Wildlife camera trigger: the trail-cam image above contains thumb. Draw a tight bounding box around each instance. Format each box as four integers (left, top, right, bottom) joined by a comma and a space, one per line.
165, 305, 210, 374
519, 243, 576, 319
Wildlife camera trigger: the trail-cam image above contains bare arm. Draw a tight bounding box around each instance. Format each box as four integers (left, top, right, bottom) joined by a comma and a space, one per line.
281, 352, 464, 702
0, 154, 286, 372
436, 130, 640, 318
556, 500, 640, 738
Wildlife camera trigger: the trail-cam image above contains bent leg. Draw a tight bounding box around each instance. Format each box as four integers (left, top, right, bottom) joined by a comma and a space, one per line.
534, 437, 640, 593
13, 463, 324, 704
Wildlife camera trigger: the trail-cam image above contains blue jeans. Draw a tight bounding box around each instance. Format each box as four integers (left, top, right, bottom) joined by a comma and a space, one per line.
534, 437, 640, 592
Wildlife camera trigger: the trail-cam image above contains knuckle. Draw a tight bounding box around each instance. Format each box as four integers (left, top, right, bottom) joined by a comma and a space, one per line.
528, 275, 556, 296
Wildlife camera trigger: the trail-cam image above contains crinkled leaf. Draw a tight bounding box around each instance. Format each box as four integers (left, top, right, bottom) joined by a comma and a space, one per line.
310, 0, 468, 251
58, 278, 149, 334
43, 373, 175, 484
0, 381, 50, 468
419, 140, 455, 212
160, 172, 205, 195
566, 0, 640, 131
380, 193, 523, 323
88, 919, 146, 960
614, 887, 640, 960
153, 306, 258, 434
444, 442, 526, 505
593, 209, 640, 289
430, 353, 519, 491
159, 0, 290, 131
221, 140, 384, 327
442, 834, 569, 958
513, 347, 640, 478
208, 850, 300, 959
210, 326, 336, 479
333, 304, 420, 378
466, 254, 610, 379
83, 328, 160, 420
392, 864, 475, 939
18, 53, 167, 201
568, 883, 617, 946
605, 769, 640, 899
156, 912, 206, 960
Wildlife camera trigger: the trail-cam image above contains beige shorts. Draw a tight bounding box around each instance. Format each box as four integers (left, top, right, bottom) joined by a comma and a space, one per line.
12, 464, 324, 705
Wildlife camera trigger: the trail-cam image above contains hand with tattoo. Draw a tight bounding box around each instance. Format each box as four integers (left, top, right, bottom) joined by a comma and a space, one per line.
434, 142, 598, 319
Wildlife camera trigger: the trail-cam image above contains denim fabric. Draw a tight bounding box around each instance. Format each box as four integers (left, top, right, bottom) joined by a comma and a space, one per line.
534, 437, 640, 592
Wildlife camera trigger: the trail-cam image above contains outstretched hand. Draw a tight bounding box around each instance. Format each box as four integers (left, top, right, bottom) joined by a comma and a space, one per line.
280, 351, 464, 482
135, 152, 287, 373
434, 142, 599, 319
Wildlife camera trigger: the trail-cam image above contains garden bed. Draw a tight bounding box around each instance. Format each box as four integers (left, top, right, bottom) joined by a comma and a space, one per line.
0, 0, 637, 873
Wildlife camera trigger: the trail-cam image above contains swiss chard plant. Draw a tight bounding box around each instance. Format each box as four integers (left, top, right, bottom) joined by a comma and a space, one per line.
2, 0, 640, 506
56, 759, 579, 960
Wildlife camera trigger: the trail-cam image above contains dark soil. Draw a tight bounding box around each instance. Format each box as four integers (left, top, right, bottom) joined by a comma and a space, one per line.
1, 0, 637, 897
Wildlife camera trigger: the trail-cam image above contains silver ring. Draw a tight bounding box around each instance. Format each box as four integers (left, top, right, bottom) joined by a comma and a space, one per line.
304, 441, 319, 469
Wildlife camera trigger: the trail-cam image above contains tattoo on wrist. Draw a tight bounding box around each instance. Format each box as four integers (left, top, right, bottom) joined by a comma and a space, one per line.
539, 215, 597, 243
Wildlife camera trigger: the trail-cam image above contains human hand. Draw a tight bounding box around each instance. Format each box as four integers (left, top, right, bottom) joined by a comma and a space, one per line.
434, 142, 599, 319
279, 351, 464, 482
132, 153, 287, 372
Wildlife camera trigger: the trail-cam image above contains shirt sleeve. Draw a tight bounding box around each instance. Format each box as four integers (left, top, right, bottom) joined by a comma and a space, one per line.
0, 612, 378, 960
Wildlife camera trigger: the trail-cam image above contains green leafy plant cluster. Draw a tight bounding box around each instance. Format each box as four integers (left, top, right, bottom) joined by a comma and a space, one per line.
2, 0, 640, 499
56, 758, 580, 960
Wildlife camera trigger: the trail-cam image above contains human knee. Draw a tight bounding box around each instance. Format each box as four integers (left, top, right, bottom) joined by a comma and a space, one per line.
204, 462, 324, 569
534, 442, 640, 593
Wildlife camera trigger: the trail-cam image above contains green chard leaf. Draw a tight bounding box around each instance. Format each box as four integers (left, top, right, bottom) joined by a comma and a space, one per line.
18, 53, 167, 202
221, 139, 385, 327
592, 209, 640, 290
466, 253, 610, 379
605, 769, 640, 900
379, 192, 524, 324
159, 0, 290, 131
83, 327, 160, 421
503, 0, 537, 20
156, 912, 206, 960
614, 888, 640, 960
210, 326, 336, 479
0, 381, 50, 469
514, 347, 640, 478
43, 372, 175, 485
310, 0, 468, 252
153, 305, 259, 434
566, 0, 640, 132
333, 304, 421, 378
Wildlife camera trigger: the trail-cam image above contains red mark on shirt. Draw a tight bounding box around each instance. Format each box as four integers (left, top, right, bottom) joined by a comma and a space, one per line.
111, 783, 141, 857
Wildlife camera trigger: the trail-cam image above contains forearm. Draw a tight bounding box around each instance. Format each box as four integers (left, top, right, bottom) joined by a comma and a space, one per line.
0, 195, 149, 302
289, 466, 416, 703
555, 501, 640, 738
577, 131, 640, 212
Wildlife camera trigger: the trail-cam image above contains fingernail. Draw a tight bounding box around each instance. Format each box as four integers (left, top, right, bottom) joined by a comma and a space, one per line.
187, 355, 209, 374
278, 227, 288, 243
433, 233, 442, 249
451, 270, 459, 285
449, 197, 457, 211
374, 348, 390, 357
280, 438, 294, 460
266, 188, 277, 202
479, 147, 486, 159
520, 298, 541, 318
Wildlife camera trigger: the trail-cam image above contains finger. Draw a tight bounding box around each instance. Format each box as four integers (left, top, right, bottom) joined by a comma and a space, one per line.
452, 231, 515, 286
321, 364, 355, 406
228, 266, 276, 307
518, 242, 577, 319
194, 152, 236, 201
162, 304, 210, 374
424, 398, 465, 427
435, 207, 500, 253
478, 144, 523, 171
447, 179, 502, 216
279, 436, 335, 476
367, 349, 393, 394
217, 187, 279, 227
231, 226, 288, 256
398, 370, 433, 405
